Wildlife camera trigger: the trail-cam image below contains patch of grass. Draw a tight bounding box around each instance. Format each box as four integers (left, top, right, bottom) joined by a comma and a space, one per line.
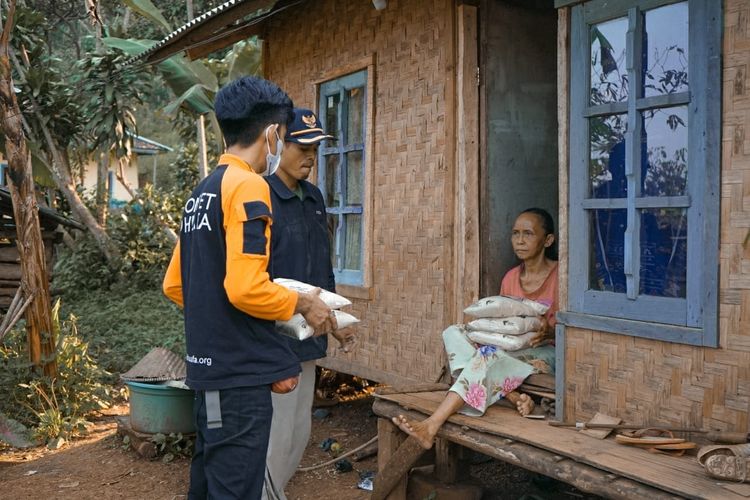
61, 286, 184, 376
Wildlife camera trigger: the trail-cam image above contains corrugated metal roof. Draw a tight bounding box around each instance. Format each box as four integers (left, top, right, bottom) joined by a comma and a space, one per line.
124, 0, 277, 66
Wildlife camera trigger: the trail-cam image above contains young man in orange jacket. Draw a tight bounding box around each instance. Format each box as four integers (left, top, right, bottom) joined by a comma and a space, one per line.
163, 76, 334, 499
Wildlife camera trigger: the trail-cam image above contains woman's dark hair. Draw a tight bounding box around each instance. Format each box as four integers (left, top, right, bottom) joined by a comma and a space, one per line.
214, 76, 294, 148
520, 207, 558, 261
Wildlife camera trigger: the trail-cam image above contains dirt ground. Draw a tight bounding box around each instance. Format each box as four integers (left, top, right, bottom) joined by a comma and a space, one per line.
0, 398, 599, 499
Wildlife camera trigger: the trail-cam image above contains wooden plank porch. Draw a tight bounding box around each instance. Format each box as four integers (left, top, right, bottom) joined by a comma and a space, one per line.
372, 391, 749, 500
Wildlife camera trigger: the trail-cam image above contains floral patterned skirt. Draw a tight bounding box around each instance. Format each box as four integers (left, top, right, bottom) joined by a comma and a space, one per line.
443, 325, 555, 416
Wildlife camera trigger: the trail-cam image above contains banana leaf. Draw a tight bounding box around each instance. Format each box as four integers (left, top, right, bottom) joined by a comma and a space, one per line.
226, 39, 262, 81
164, 84, 214, 115
124, 0, 172, 34
103, 37, 215, 114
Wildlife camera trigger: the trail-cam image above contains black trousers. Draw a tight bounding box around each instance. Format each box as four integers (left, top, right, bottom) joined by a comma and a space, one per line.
188, 385, 273, 500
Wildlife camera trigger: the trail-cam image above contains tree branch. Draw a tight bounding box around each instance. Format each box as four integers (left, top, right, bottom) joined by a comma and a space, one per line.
0, 0, 15, 52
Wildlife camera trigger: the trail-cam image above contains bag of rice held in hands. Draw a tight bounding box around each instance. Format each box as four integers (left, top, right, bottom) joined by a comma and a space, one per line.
463, 295, 548, 318
465, 329, 538, 352
276, 310, 360, 341
274, 278, 352, 309
467, 317, 542, 336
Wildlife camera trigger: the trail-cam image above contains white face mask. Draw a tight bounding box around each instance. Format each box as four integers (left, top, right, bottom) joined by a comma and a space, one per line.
264, 125, 284, 176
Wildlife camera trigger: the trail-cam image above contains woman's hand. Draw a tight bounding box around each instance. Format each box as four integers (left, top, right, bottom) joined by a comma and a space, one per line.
529, 316, 554, 348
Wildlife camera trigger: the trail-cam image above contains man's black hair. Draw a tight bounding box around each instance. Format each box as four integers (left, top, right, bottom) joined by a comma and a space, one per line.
214, 76, 294, 148
520, 207, 558, 261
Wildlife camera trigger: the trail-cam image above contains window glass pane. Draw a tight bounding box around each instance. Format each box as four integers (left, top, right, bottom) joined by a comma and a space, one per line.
644, 3, 688, 97
325, 93, 340, 147
347, 87, 365, 145
589, 209, 627, 293
640, 208, 687, 298
642, 106, 688, 197
346, 150, 363, 205
343, 213, 362, 271
590, 114, 628, 198
590, 17, 628, 105
328, 213, 339, 269
325, 154, 340, 207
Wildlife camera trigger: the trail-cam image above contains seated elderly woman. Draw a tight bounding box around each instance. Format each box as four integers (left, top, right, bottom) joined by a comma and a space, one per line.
393, 208, 558, 449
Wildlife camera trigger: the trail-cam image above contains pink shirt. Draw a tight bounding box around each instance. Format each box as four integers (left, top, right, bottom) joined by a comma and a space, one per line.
499, 263, 559, 328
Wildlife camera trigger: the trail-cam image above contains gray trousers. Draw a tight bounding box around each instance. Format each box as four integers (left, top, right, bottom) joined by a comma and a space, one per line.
262, 360, 317, 500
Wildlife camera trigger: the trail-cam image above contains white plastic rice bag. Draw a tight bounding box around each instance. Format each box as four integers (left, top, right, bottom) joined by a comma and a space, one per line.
465, 329, 538, 352
463, 295, 548, 318
467, 317, 541, 336
276, 310, 360, 341
274, 278, 352, 309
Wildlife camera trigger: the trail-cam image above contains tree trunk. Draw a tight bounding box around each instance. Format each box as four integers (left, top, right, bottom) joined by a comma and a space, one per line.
8, 50, 120, 266
0, 1, 56, 377
95, 151, 109, 225
54, 148, 120, 263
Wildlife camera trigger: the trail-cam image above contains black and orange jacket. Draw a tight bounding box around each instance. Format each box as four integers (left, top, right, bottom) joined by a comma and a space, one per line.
163, 154, 300, 390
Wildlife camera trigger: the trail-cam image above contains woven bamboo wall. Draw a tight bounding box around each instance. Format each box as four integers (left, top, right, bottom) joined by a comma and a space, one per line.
564, 0, 750, 431
265, 0, 452, 384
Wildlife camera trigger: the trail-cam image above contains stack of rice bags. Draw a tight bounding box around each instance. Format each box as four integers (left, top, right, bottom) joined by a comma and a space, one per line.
462, 295, 549, 351
274, 278, 359, 340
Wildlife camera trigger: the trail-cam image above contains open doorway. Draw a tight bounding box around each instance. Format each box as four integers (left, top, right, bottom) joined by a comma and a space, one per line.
479, 0, 559, 298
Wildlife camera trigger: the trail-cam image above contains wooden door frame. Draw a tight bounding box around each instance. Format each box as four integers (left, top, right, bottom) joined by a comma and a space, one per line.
452, 2, 481, 323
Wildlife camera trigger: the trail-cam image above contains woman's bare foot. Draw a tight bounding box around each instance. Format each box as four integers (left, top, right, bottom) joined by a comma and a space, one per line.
515, 393, 535, 415
391, 415, 438, 450
506, 391, 535, 416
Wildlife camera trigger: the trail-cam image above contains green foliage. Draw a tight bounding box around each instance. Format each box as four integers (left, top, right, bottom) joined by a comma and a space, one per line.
173, 143, 201, 194
102, 37, 216, 115
55, 186, 184, 295
107, 0, 227, 42
60, 287, 184, 375
112, 187, 182, 288
0, 303, 113, 444
76, 51, 152, 158
151, 432, 193, 461
124, 0, 172, 34
10, 6, 85, 151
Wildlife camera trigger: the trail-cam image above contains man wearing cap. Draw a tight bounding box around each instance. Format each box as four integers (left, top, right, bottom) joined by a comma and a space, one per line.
262, 109, 345, 499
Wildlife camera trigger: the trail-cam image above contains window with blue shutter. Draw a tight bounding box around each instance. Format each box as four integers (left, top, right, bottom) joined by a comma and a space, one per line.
318, 70, 367, 286
562, 0, 722, 346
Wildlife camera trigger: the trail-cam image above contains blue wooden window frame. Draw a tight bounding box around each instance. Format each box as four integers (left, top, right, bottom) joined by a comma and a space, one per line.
563, 0, 721, 346
0, 162, 7, 186
318, 70, 367, 286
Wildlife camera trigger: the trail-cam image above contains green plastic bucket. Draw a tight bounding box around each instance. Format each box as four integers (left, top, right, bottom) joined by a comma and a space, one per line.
125, 381, 195, 434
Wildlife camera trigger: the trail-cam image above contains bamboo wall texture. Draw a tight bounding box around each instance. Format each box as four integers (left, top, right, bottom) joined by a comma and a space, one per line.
265, 0, 451, 384
564, 0, 750, 432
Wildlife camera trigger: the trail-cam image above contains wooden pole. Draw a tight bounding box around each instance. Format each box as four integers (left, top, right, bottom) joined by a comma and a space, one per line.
186, 0, 209, 180
0, 0, 56, 377
197, 114, 208, 179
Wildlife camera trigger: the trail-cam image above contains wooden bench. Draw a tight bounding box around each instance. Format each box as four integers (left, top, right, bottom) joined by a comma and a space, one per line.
372, 390, 750, 500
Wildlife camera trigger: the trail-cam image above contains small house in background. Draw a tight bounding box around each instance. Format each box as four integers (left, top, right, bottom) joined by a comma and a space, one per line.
80, 134, 173, 205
